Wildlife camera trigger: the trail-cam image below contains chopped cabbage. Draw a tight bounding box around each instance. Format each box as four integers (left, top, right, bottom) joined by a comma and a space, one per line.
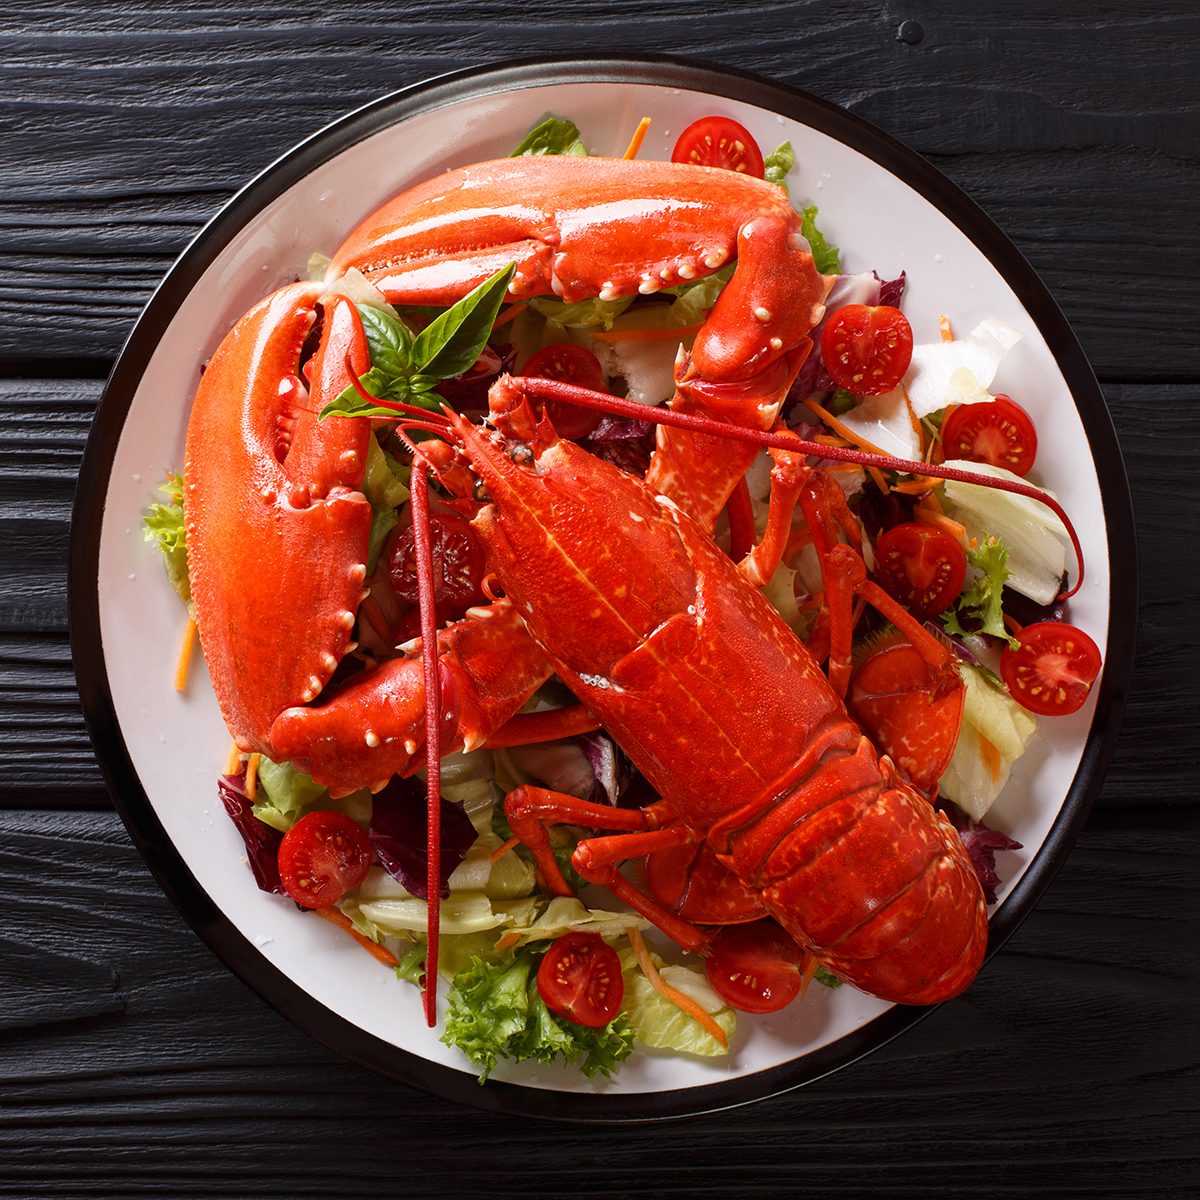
837, 386, 922, 460
904, 319, 1022, 417
617, 946, 736, 1057
507, 897, 650, 945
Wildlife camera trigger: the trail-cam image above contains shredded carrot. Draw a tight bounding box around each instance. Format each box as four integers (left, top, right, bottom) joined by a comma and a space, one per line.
313, 906, 400, 968
623, 115, 652, 160
903, 387, 924, 452
589, 322, 702, 343
797, 952, 821, 999
490, 834, 521, 863
814, 433, 852, 448
938, 314, 954, 342
627, 929, 728, 1048
914, 507, 967, 541
244, 753, 260, 802
979, 735, 1002, 785
174, 616, 197, 692
224, 742, 243, 776
494, 931, 521, 952
867, 465, 891, 495
890, 476, 936, 495
492, 301, 528, 331
1004, 613, 1025, 638
801, 398, 889, 457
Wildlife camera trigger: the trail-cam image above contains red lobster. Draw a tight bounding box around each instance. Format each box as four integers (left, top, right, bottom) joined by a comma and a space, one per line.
184, 154, 1083, 1023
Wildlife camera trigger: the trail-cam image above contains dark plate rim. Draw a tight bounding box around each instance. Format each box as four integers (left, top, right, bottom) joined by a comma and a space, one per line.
69, 52, 1138, 1124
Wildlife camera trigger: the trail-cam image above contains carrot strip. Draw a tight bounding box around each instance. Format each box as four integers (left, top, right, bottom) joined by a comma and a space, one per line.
628, 929, 728, 1048
890, 476, 937, 495
814, 433, 852, 448
224, 742, 242, 776
979, 735, 1002, 785
938, 314, 954, 342
623, 116, 652, 160
494, 930, 521, 952
801, 398, 889, 457
244, 753, 260, 803
589, 322, 702, 344
867, 465, 891, 495
490, 834, 521, 863
797, 952, 821, 999
492, 301, 528, 331
313, 906, 400, 968
174, 616, 197, 692
1004, 613, 1025, 637
914, 507, 967, 540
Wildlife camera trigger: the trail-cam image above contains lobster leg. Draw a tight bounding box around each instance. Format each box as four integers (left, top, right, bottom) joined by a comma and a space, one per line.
503, 787, 708, 951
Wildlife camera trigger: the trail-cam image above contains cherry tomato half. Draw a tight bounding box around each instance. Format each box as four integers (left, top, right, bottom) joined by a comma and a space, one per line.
277, 811, 372, 909
705, 921, 808, 1014
385, 510, 486, 612
536, 932, 624, 1027
874, 522, 968, 619
671, 116, 765, 177
820, 304, 914, 396
941, 393, 1038, 476
519, 343, 606, 440
1000, 620, 1102, 716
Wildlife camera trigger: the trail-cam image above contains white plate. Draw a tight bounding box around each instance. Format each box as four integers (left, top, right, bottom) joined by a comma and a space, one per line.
71, 57, 1136, 1120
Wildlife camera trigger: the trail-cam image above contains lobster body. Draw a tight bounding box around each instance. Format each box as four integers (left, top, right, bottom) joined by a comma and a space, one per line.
454, 391, 987, 1004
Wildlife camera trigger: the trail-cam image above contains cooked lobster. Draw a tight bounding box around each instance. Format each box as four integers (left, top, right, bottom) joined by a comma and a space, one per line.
184, 152, 1083, 1021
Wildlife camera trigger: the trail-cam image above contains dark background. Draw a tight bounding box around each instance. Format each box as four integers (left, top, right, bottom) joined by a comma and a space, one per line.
2, 2, 1197, 1197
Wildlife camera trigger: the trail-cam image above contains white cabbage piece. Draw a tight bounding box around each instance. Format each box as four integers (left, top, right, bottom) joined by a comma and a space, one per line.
584, 334, 679, 406
837, 386, 922, 460
939, 459, 1068, 605
904, 319, 1022, 418
940, 665, 1038, 820
617, 946, 735, 1057
355, 893, 538, 937
507, 896, 650, 944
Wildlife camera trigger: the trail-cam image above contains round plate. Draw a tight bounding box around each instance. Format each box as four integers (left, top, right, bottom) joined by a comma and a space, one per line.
70, 54, 1136, 1121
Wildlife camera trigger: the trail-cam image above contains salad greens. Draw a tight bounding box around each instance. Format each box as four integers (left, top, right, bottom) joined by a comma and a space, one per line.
143, 473, 190, 605
510, 116, 587, 158
944, 536, 1017, 645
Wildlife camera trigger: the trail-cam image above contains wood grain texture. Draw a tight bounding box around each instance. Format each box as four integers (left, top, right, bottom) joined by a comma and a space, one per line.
0, 808, 1194, 1198
2, 1, 1197, 1193
0, 3, 1197, 373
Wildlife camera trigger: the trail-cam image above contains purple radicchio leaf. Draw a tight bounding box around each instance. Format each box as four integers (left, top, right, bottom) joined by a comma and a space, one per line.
938, 798, 1023, 904
576, 730, 634, 805
369, 775, 477, 900
874, 269, 907, 309
434, 344, 516, 414
217, 771, 285, 895
582, 415, 656, 476
785, 347, 834, 413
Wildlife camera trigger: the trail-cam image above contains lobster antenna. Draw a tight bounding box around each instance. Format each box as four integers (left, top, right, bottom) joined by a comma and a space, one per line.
408, 458, 443, 1027
507, 376, 1086, 602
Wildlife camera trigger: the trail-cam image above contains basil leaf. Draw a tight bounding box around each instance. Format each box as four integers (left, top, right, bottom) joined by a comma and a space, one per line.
356, 304, 412, 376
410, 264, 516, 380
511, 116, 586, 157
764, 141, 795, 190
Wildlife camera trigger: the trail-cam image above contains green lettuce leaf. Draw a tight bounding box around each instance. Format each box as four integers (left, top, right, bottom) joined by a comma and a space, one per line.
361, 433, 409, 572
618, 946, 735, 1057
943, 536, 1016, 645
529, 295, 634, 331
764, 140, 795, 190
800, 204, 840, 275
252, 758, 328, 832
511, 116, 587, 157
814, 964, 843, 989
663, 263, 734, 325
143, 472, 191, 604
441, 948, 635, 1083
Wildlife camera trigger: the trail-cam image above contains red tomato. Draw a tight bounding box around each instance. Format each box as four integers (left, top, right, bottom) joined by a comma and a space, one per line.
277, 811, 372, 909
820, 305, 914, 396
1000, 620, 1102, 716
941, 394, 1038, 476
536, 932, 624, 1027
705, 921, 808, 1014
671, 116, 765, 177
874, 522, 968, 619
519, 343, 606, 440
385, 510, 486, 611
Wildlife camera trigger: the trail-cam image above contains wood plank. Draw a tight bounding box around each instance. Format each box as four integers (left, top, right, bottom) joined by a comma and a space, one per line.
0, 808, 1193, 1197
0, 2, 1196, 373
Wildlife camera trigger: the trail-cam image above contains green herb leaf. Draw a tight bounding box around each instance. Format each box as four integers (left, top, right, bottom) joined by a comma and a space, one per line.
814, 964, 843, 989
356, 304, 412, 377
410, 263, 516, 379
318, 366, 405, 421
828, 388, 858, 416
800, 204, 840, 275
943, 536, 1017, 645
511, 116, 587, 157
764, 141, 796, 190
143, 472, 191, 604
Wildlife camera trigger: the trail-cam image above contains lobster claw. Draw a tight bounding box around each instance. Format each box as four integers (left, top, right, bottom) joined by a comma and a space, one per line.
184, 285, 372, 752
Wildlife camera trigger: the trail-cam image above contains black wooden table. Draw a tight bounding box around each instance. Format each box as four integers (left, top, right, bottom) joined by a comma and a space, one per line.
3, 4, 1197, 1197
